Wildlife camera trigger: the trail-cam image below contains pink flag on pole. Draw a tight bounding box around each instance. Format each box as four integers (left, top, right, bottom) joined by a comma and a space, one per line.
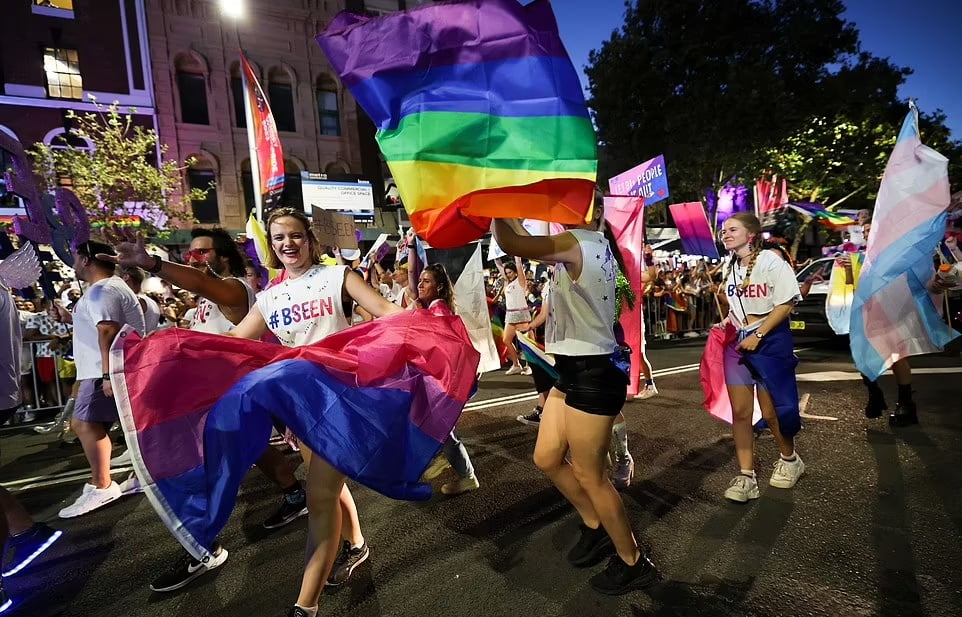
604, 196, 645, 396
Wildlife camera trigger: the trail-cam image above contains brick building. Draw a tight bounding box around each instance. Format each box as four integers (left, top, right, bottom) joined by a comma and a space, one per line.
146, 0, 377, 232
0, 0, 154, 219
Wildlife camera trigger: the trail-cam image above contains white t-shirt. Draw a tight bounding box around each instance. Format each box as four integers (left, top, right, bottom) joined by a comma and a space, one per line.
73, 276, 146, 380
256, 265, 350, 347
188, 279, 255, 334
545, 229, 618, 356
504, 278, 527, 312
138, 294, 162, 334
725, 249, 801, 327
0, 288, 21, 410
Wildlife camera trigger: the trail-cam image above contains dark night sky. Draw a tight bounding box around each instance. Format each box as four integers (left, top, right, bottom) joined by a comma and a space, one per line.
549, 0, 962, 139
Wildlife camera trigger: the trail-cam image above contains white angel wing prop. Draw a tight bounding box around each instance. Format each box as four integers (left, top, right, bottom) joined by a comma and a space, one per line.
0, 243, 42, 289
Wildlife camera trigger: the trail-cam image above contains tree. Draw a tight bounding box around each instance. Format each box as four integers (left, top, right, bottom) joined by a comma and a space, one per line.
29, 99, 207, 236
586, 0, 861, 200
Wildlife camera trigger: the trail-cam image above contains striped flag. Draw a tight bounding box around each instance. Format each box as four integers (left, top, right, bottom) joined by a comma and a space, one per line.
317, 0, 596, 249
785, 202, 856, 229
516, 331, 558, 380
850, 104, 959, 380
110, 312, 479, 560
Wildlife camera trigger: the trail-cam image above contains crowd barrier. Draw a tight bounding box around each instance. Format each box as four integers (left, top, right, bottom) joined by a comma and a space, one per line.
642, 290, 723, 340
9, 340, 70, 424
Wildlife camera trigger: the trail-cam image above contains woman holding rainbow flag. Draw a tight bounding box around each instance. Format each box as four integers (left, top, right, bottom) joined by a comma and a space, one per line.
492, 193, 657, 595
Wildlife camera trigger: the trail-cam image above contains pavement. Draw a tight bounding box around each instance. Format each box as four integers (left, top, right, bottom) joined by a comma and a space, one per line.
2, 334, 962, 617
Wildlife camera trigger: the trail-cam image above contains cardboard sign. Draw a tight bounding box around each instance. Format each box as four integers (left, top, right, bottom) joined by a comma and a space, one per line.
311, 206, 357, 249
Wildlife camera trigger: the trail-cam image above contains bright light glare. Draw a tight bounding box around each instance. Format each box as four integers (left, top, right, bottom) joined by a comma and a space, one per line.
219, 0, 244, 19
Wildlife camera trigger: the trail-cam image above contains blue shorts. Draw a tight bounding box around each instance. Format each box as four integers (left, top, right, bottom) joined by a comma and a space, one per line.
723, 330, 767, 390
73, 378, 119, 424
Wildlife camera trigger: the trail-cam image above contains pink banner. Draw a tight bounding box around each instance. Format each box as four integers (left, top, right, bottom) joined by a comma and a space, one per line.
604, 196, 645, 396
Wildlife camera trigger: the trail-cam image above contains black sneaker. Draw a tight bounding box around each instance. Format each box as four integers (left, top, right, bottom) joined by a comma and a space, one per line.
864, 391, 888, 419
326, 540, 370, 586
589, 553, 658, 595
567, 524, 613, 567
889, 401, 919, 427
3, 522, 63, 576
516, 409, 542, 426
263, 490, 308, 529
287, 607, 313, 617
149, 546, 228, 592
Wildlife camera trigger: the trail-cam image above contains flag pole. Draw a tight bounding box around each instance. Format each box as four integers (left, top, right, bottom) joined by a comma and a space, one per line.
241, 50, 264, 223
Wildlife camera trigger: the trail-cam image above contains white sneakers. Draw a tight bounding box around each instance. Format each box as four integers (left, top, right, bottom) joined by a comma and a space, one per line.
769, 455, 805, 489
119, 472, 143, 495
110, 449, 132, 466
633, 384, 658, 400
505, 365, 523, 376
724, 475, 760, 503
725, 454, 806, 503
58, 482, 122, 518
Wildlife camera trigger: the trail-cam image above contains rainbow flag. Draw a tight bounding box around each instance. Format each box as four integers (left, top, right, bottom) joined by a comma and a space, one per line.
786, 202, 855, 230
110, 311, 479, 560
516, 331, 558, 380
317, 0, 597, 249
850, 104, 959, 380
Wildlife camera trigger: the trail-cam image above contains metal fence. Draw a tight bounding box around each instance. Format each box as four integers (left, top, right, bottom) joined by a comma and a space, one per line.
642, 290, 724, 340
10, 340, 71, 424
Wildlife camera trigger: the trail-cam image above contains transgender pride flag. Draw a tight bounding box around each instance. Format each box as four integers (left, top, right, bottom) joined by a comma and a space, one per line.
109, 311, 479, 561
850, 104, 959, 381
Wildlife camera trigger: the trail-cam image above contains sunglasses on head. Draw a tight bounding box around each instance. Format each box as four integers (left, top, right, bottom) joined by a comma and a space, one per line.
183, 247, 215, 261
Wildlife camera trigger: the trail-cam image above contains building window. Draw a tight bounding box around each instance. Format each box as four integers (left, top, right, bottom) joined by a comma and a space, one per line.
317, 88, 340, 136
231, 76, 246, 128
43, 48, 83, 100
269, 83, 296, 132
188, 169, 218, 223
177, 72, 209, 125
268, 68, 296, 132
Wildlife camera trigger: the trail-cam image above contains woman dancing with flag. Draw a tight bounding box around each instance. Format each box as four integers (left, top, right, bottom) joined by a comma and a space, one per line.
411, 262, 481, 496
227, 208, 403, 617
492, 194, 657, 595
716, 213, 804, 503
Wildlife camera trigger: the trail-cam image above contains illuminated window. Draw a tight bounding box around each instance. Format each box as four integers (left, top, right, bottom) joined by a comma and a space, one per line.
35, 1, 74, 9
43, 48, 83, 100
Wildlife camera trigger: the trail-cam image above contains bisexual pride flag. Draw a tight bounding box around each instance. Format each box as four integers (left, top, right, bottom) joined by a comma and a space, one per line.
110, 311, 480, 561
317, 0, 597, 249
669, 202, 719, 259
850, 104, 959, 380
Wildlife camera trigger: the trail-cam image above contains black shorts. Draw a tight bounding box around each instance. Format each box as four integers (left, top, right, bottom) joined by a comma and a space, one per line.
553, 354, 628, 416
530, 363, 557, 394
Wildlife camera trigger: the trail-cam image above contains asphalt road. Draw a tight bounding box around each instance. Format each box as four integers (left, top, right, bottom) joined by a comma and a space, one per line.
3, 335, 962, 617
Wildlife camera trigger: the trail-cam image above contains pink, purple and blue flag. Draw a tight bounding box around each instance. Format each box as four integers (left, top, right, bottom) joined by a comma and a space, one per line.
850, 104, 959, 381
110, 311, 480, 561
669, 202, 719, 259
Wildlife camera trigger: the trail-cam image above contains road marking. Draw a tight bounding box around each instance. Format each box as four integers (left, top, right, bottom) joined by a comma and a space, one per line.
797, 393, 838, 421
4, 350, 824, 494
797, 367, 962, 382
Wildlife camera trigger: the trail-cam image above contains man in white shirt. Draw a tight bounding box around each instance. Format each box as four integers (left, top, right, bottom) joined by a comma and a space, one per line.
58, 241, 145, 519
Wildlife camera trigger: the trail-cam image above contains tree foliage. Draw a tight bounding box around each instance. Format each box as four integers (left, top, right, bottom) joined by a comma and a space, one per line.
586, 0, 961, 206
29, 100, 207, 236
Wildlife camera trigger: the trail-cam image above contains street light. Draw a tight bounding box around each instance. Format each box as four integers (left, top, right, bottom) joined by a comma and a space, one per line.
219, 0, 243, 19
